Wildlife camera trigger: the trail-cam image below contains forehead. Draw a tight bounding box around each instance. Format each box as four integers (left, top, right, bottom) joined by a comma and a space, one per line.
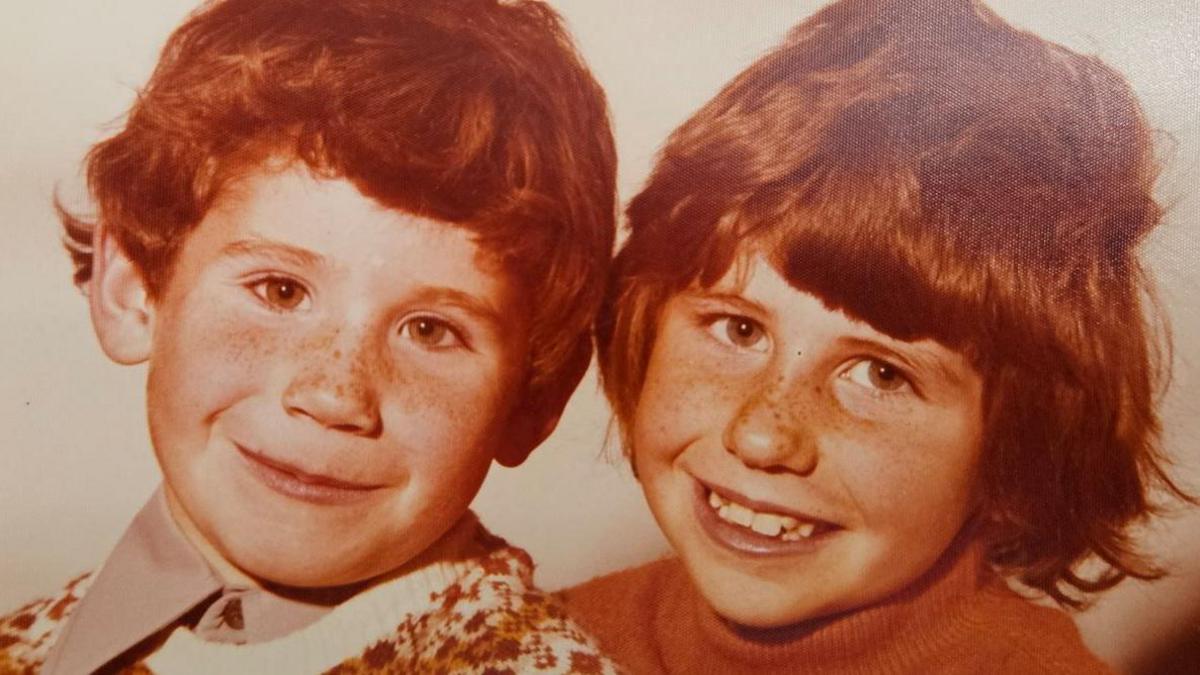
165, 167, 522, 327
206, 167, 505, 272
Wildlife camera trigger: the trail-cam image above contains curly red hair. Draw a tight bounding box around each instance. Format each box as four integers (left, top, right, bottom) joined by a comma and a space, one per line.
63, 0, 616, 410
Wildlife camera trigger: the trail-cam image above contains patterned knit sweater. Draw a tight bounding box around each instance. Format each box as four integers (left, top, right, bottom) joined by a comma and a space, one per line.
1, 532, 619, 674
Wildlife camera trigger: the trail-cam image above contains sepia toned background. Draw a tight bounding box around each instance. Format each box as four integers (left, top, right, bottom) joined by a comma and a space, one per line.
2, 1, 1197, 672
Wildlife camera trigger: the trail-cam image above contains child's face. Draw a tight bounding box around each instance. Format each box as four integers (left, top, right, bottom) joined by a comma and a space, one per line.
138, 166, 534, 587
631, 255, 984, 628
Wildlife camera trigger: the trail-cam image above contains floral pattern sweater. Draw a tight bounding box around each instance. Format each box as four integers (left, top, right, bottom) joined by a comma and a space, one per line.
1, 531, 618, 675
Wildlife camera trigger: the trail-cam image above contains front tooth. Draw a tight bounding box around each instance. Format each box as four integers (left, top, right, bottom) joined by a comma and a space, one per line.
750, 513, 783, 537
797, 522, 816, 538
727, 503, 755, 527
708, 491, 722, 509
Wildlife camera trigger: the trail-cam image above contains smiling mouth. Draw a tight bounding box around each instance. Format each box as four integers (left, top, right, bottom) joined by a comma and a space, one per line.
235, 444, 382, 505
708, 490, 827, 541
694, 481, 840, 552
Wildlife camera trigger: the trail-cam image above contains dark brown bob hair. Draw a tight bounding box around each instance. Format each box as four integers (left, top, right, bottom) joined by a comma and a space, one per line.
62, 0, 616, 410
597, 0, 1189, 607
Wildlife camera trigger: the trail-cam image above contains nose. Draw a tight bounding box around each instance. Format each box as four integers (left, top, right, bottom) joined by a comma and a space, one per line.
722, 378, 819, 475
282, 329, 382, 437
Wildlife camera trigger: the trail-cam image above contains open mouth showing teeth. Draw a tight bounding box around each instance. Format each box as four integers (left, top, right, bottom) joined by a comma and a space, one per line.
707, 489, 828, 541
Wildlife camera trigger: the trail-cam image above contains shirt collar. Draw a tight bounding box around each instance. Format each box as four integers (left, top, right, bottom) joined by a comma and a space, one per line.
42, 488, 221, 675
41, 487, 337, 675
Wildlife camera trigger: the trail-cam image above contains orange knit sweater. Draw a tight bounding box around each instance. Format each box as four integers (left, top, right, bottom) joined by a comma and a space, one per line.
561, 541, 1112, 674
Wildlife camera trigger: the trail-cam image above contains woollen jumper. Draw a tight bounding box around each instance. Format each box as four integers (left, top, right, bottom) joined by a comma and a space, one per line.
1, 529, 619, 675
560, 539, 1112, 674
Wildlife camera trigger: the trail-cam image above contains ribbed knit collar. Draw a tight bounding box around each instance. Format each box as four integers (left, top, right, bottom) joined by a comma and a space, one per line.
659, 531, 996, 672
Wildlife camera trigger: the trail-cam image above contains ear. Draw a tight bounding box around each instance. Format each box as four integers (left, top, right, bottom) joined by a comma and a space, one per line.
494, 395, 566, 468
89, 225, 154, 364
494, 361, 588, 468
495, 335, 594, 468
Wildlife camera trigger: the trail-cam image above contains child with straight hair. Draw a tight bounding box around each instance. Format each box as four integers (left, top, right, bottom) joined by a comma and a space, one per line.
563, 0, 1189, 672
0, 0, 620, 672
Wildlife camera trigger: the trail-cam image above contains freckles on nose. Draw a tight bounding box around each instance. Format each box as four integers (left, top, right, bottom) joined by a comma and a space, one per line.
784, 381, 845, 436
723, 372, 837, 473
294, 327, 383, 387
281, 325, 388, 434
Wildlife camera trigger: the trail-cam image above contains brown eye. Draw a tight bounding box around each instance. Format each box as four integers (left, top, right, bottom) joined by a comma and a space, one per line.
401, 317, 461, 349
722, 316, 767, 350
252, 277, 308, 311
846, 358, 910, 393
867, 361, 905, 391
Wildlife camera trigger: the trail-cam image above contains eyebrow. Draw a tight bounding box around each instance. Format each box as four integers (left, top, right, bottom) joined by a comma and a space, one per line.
407, 286, 509, 331
681, 290, 771, 318
219, 239, 327, 268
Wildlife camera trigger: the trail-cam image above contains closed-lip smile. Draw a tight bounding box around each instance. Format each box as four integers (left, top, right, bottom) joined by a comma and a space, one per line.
235, 443, 383, 504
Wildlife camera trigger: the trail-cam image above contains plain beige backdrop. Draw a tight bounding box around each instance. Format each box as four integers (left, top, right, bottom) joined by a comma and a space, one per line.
2, 1, 1198, 672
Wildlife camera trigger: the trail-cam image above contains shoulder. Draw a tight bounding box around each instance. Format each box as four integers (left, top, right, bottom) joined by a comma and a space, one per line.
556, 558, 687, 675
957, 585, 1114, 674
0, 572, 95, 673
561, 557, 682, 615
331, 540, 622, 674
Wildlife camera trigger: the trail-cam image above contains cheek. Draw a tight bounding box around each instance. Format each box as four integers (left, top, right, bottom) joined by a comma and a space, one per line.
846, 416, 981, 536
381, 358, 512, 461
382, 369, 508, 521
148, 303, 288, 420
632, 338, 746, 463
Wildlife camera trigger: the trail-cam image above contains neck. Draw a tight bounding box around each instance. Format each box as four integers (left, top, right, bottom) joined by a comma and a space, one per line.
164, 485, 263, 589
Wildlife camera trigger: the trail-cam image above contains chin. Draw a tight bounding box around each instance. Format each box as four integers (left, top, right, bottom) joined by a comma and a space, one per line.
691, 565, 839, 630
219, 531, 382, 589
708, 594, 816, 630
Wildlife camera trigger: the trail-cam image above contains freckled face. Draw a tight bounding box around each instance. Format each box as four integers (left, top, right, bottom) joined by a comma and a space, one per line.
146, 167, 530, 587
631, 256, 984, 628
